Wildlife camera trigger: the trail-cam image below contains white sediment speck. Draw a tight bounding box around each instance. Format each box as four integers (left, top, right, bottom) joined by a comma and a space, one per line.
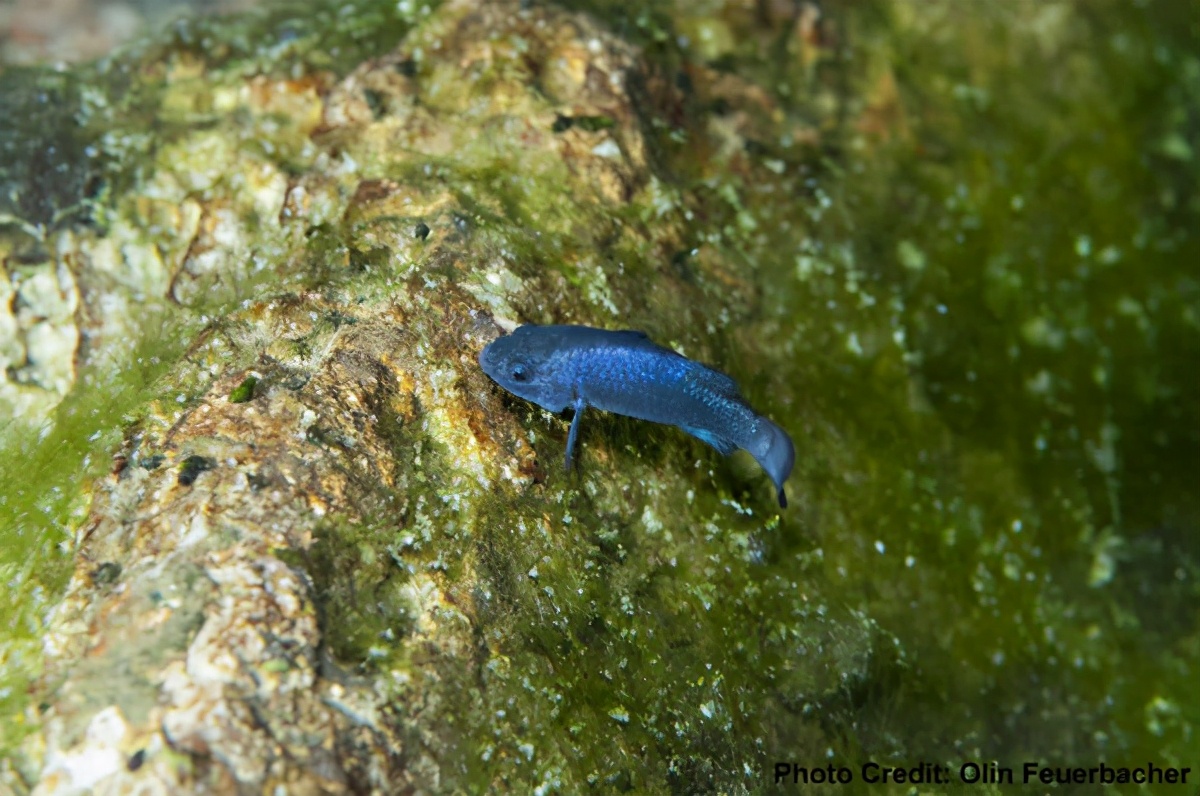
591, 139, 622, 159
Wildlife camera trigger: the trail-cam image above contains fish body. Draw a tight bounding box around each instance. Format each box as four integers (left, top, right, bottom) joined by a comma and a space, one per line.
479, 324, 794, 507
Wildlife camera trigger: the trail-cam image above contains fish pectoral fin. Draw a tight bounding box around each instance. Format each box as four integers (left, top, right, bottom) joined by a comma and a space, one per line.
565, 398, 585, 470
681, 425, 737, 456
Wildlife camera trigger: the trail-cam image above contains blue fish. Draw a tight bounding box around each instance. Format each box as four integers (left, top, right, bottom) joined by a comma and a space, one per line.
479, 324, 795, 507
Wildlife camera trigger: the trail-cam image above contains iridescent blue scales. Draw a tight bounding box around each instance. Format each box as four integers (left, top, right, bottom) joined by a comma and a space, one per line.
479, 324, 795, 507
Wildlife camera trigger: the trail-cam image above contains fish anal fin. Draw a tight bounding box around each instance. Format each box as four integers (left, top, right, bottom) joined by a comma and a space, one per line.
681, 425, 737, 456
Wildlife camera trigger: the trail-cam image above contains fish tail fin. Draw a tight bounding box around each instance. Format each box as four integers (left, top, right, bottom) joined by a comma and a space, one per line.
750, 418, 795, 508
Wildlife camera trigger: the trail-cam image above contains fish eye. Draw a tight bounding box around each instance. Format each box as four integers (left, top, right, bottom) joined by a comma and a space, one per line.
510, 364, 529, 382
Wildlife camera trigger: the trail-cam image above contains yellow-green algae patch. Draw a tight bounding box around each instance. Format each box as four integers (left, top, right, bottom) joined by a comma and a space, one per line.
1, 0, 1197, 792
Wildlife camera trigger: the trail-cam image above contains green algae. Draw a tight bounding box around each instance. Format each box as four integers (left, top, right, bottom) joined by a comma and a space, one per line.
227, 374, 259, 403
2, 0, 1198, 791
799, 0, 1200, 773
0, 283, 313, 754
0, 310, 194, 748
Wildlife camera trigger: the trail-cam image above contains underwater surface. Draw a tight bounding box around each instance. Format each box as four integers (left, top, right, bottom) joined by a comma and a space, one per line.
0, 0, 1196, 792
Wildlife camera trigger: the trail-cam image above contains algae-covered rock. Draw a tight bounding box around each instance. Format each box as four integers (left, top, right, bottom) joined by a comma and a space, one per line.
1, 0, 1197, 793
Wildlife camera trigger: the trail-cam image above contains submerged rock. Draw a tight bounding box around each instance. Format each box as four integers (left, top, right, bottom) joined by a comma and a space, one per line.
4, 1, 860, 791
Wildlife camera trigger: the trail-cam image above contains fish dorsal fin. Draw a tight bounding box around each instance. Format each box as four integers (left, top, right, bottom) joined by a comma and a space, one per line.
606, 328, 671, 353
682, 362, 741, 399
705, 367, 740, 397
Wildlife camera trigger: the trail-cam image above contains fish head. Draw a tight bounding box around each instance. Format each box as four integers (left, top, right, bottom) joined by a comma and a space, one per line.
478, 325, 571, 412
